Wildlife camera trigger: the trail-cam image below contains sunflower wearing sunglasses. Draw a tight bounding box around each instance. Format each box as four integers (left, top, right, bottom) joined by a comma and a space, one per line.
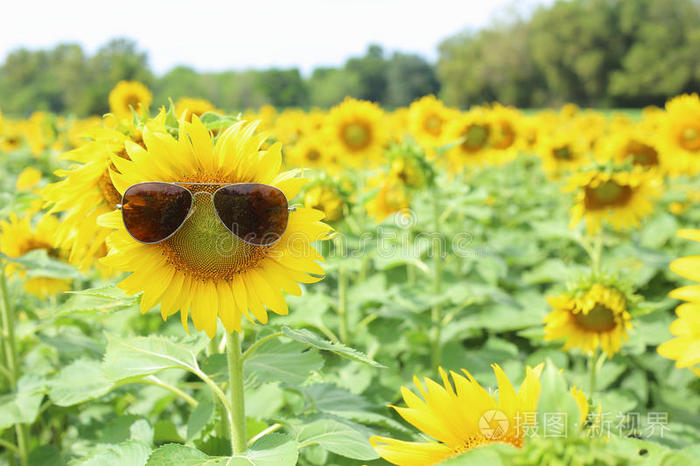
97, 116, 333, 337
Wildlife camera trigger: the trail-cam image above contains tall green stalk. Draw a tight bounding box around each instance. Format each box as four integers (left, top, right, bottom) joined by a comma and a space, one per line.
430, 191, 443, 373
336, 237, 349, 344
0, 264, 29, 465
225, 331, 247, 454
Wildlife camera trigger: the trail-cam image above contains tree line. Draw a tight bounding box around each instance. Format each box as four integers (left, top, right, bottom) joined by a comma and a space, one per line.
0, 0, 698, 116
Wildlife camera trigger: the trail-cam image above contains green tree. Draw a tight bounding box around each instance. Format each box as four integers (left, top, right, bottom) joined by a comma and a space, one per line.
384, 52, 440, 107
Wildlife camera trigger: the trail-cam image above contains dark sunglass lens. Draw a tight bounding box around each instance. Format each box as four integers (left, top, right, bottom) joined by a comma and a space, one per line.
214, 184, 289, 246
122, 182, 192, 243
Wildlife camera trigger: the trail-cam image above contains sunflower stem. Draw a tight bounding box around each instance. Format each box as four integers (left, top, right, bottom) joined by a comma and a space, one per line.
0, 263, 29, 466
588, 349, 599, 399
430, 190, 443, 373
336, 236, 349, 344
226, 331, 247, 454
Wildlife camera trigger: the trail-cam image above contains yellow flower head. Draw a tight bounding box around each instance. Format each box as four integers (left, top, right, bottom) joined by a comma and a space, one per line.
565, 168, 662, 235
174, 97, 218, 122
544, 284, 633, 356
108, 81, 152, 120
596, 126, 665, 172
325, 97, 388, 167
659, 229, 700, 374
408, 95, 456, 150
536, 131, 590, 178
42, 116, 147, 270
0, 214, 71, 298
97, 116, 333, 338
366, 179, 411, 223
285, 133, 337, 173
370, 364, 544, 465
303, 182, 347, 223
661, 93, 700, 177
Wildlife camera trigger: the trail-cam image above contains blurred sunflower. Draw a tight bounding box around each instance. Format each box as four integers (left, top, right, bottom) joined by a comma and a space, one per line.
445, 108, 511, 169
42, 116, 149, 270
544, 283, 633, 356
386, 143, 433, 189
537, 131, 589, 177
408, 96, 454, 152
0, 214, 71, 298
366, 179, 411, 222
658, 229, 700, 374
274, 109, 308, 145
370, 364, 545, 465
661, 93, 700, 177
285, 133, 337, 172
175, 97, 219, 122
597, 128, 665, 171
325, 97, 387, 167
108, 81, 152, 120
97, 117, 333, 337
0, 120, 24, 152
565, 168, 661, 234
303, 181, 347, 223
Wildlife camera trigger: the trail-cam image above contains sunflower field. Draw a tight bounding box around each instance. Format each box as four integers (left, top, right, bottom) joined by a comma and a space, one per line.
0, 83, 699, 466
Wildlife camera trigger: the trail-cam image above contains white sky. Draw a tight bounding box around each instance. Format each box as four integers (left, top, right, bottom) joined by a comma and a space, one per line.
1, 0, 550, 75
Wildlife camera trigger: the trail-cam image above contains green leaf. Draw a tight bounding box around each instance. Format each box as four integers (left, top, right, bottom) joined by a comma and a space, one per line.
245, 339, 323, 387
102, 334, 208, 382
281, 326, 385, 368
72, 440, 151, 466
0, 249, 83, 280
28, 445, 65, 466
295, 417, 378, 461
49, 359, 113, 406
153, 420, 185, 445
147, 434, 298, 466
536, 360, 580, 438
0, 374, 46, 429
56, 285, 139, 317
187, 391, 215, 441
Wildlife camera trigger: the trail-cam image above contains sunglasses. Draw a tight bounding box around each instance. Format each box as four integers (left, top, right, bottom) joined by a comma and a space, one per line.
116, 182, 293, 246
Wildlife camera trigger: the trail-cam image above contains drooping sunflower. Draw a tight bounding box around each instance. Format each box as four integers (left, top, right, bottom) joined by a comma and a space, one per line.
174, 97, 219, 122
366, 179, 411, 223
303, 180, 347, 223
407, 96, 455, 151
97, 117, 333, 337
544, 283, 633, 356
0, 214, 71, 298
658, 229, 700, 374
386, 143, 434, 190
370, 364, 544, 465
108, 81, 152, 120
42, 116, 149, 270
660, 93, 700, 177
565, 168, 662, 235
325, 97, 387, 167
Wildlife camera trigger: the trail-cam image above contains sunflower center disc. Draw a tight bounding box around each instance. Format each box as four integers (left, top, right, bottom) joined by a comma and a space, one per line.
491, 122, 515, 149
680, 125, 700, 151
574, 304, 617, 332
584, 180, 633, 209
553, 145, 574, 160
342, 123, 371, 150
461, 124, 489, 152
161, 192, 267, 280
624, 140, 658, 166
423, 114, 443, 136
306, 149, 321, 161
